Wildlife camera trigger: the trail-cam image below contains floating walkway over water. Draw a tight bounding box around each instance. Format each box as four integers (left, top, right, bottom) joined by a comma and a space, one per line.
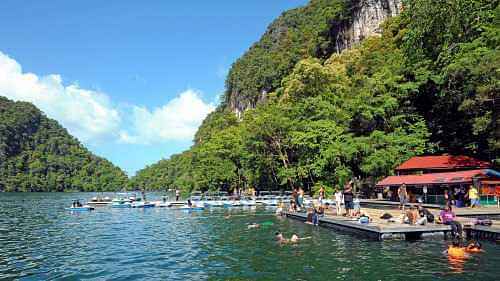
284, 212, 500, 242
285, 212, 450, 240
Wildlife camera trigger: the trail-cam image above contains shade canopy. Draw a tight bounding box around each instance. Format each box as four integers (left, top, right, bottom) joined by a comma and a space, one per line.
376, 169, 497, 187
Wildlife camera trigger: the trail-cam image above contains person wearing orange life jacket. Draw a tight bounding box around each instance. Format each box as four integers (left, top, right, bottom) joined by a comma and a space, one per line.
447, 240, 467, 259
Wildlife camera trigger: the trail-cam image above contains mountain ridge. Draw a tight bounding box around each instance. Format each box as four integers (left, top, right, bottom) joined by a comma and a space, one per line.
0, 96, 128, 192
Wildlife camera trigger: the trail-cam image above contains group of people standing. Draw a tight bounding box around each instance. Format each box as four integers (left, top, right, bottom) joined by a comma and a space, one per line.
289, 181, 358, 217
444, 185, 481, 208
396, 183, 481, 208
328, 181, 358, 217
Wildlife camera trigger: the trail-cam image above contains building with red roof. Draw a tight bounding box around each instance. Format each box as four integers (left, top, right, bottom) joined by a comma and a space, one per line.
376, 155, 499, 205
395, 155, 490, 175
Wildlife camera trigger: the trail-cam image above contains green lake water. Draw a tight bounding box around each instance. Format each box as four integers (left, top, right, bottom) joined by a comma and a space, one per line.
0, 193, 499, 280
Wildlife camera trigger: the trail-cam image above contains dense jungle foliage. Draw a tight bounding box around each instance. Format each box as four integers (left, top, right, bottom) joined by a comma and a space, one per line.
0, 97, 128, 192
131, 0, 499, 194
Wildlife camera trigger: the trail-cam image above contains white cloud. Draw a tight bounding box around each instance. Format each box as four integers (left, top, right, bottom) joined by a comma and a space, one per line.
0, 51, 121, 143
0, 51, 215, 146
120, 89, 215, 144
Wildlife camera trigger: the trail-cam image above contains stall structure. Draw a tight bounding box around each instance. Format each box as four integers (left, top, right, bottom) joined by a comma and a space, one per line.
376, 155, 499, 205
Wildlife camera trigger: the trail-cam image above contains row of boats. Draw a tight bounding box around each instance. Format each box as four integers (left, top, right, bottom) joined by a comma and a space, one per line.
66, 191, 318, 211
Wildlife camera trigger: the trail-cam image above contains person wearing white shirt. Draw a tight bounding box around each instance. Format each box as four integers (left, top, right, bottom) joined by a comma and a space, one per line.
334, 190, 343, 215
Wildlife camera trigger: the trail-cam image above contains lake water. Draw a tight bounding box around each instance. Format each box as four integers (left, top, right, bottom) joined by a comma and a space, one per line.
1, 193, 499, 280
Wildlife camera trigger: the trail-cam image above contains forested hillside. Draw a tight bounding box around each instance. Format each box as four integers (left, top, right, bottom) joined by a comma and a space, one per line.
131, 0, 499, 193
0, 97, 128, 192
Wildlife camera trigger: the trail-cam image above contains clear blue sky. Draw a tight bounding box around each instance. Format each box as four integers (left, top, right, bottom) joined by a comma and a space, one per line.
0, 0, 307, 175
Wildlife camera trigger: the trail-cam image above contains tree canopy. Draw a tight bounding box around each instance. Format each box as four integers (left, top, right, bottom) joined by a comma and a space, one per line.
131, 0, 498, 194
0, 97, 128, 192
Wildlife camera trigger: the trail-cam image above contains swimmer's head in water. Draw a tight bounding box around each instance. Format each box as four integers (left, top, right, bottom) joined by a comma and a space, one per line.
469, 241, 481, 249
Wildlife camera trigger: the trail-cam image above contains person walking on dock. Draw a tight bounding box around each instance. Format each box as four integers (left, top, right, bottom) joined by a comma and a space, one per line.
398, 183, 408, 212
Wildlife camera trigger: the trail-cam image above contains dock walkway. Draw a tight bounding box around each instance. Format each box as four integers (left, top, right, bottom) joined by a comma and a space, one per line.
360, 199, 500, 217
285, 212, 451, 240
284, 211, 500, 241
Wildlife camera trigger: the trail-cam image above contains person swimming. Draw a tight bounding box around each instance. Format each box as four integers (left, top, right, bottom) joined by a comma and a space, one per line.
465, 241, 483, 253
275, 231, 288, 243
275, 231, 310, 244
247, 223, 260, 229
447, 240, 467, 259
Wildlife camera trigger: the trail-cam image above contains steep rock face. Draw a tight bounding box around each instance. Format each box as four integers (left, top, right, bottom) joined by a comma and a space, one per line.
336, 0, 402, 51
228, 0, 402, 116
230, 90, 268, 120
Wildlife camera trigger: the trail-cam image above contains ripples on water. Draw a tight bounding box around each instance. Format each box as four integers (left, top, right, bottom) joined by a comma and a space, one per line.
0, 193, 499, 281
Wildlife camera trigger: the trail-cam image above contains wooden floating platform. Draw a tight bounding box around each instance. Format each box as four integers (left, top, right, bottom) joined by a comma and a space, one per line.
284, 212, 451, 240
285, 212, 500, 242
465, 225, 500, 242
360, 199, 500, 217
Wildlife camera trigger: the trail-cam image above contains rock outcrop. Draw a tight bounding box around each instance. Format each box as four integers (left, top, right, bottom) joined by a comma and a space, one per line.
228, 0, 403, 116
336, 0, 402, 52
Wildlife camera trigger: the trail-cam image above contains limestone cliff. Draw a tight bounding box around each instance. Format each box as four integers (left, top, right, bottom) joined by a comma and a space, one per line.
226, 0, 402, 116
335, 0, 402, 51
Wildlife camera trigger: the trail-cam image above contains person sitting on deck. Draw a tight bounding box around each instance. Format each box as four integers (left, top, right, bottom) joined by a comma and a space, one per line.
288, 200, 297, 213
358, 211, 371, 224
305, 208, 317, 225
316, 205, 325, 217
417, 204, 434, 224
352, 196, 361, 217
404, 206, 419, 225
438, 205, 463, 238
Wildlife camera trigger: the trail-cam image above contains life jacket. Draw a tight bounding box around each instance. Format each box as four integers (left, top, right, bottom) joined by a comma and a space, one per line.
448, 246, 466, 258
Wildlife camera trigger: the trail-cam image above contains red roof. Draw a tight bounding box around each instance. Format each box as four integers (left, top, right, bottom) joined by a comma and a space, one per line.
376, 169, 489, 186
395, 155, 490, 171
